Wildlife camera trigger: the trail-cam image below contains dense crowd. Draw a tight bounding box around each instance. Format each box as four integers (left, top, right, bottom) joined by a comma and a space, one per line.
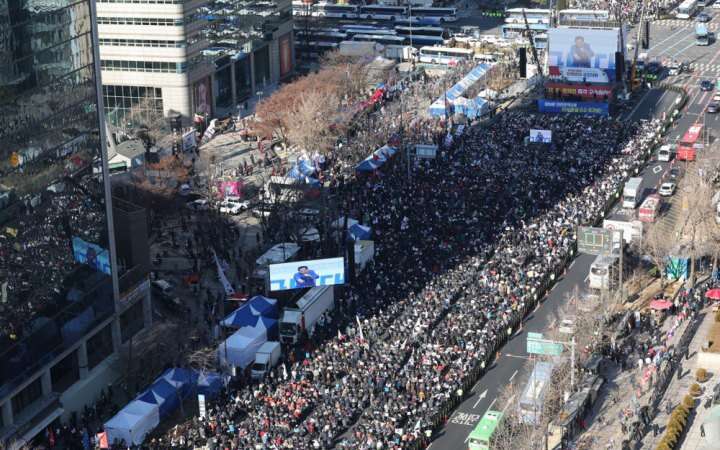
150, 90, 663, 448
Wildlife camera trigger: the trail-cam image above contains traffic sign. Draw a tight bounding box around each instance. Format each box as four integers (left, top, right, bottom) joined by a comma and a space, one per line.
527, 337, 564, 356
577, 226, 613, 255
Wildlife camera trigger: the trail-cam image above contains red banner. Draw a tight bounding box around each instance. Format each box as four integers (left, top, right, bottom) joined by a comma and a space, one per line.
544, 82, 613, 99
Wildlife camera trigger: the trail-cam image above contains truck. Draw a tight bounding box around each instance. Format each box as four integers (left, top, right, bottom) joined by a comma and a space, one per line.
696, 23, 711, 46
622, 177, 643, 209
588, 255, 619, 291
638, 194, 661, 223
384, 44, 417, 61
339, 40, 383, 58
280, 286, 334, 344
250, 341, 282, 380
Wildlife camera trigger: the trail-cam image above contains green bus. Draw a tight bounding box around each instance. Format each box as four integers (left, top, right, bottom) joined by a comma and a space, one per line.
467, 410, 504, 450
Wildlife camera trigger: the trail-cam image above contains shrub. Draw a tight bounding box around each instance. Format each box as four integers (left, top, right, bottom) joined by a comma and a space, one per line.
697, 368, 708, 382
656, 441, 672, 450
690, 383, 702, 397
683, 395, 695, 408
715, 310, 720, 322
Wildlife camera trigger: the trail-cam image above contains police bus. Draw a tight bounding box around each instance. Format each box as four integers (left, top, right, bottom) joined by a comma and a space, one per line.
505, 8, 551, 24
407, 6, 457, 23
358, 5, 407, 20
418, 46, 474, 64
467, 410, 505, 450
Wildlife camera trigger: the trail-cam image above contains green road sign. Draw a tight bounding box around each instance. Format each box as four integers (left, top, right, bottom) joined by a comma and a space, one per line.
577, 226, 613, 256
527, 337, 564, 356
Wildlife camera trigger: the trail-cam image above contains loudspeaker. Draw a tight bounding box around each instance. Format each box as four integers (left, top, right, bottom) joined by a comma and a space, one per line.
518, 47, 527, 78
615, 52, 624, 82
642, 21, 650, 49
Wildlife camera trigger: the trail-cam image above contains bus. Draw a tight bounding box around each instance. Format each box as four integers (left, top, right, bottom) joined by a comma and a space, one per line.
352, 34, 407, 46
519, 361, 556, 425
557, 9, 610, 24
676, 0, 700, 19
501, 23, 549, 39
313, 3, 359, 19
292, 1, 312, 16
395, 26, 449, 45
467, 410, 504, 450
418, 46, 474, 64
295, 30, 348, 43
407, 7, 457, 23
359, 5, 407, 20
295, 41, 338, 59
343, 27, 398, 37
677, 123, 704, 160
505, 8, 551, 25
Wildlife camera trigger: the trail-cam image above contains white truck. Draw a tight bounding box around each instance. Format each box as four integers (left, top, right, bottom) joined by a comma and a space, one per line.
339, 41, 383, 58
251, 341, 282, 380
384, 45, 417, 61
280, 286, 334, 344
622, 177, 643, 209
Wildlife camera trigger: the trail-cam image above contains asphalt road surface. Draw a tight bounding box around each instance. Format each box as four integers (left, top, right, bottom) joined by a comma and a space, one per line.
431, 15, 720, 450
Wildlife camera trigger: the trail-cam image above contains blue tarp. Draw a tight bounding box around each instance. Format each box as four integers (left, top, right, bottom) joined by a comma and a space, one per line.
197, 372, 226, 398
348, 223, 372, 241
221, 306, 258, 328
298, 159, 316, 176
247, 295, 278, 319
355, 145, 398, 172
429, 64, 490, 117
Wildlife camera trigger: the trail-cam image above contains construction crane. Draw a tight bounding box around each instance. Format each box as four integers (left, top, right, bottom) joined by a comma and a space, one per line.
521, 8, 543, 78
630, 0, 648, 90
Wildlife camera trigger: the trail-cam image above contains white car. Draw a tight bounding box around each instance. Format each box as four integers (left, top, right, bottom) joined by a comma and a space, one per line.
219, 200, 249, 214
186, 198, 209, 211
657, 144, 674, 162
713, 93, 720, 102
659, 182, 676, 197
713, 2, 720, 9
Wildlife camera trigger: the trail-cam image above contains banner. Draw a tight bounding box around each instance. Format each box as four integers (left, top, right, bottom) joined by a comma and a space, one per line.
545, 82, 613, 98
212, 249, 235, 296
217, 181, 243, 199
72, 237, 112, 275
548, 66, 610, 84
538, 99, 609, 116
182, 130, 197, 152
548, 27, 619, 80
279, 33, 293, 78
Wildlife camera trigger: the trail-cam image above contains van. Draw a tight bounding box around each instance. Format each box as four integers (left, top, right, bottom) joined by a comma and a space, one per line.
588, 255, 618, 291
658, 145, 674, 162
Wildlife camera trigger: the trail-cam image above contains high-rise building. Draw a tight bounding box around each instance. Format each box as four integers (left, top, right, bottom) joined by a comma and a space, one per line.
97, 0, 294, 126
0, 0, 151, 447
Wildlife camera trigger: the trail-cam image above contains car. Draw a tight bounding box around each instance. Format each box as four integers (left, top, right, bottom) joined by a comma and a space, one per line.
658, 144, 674, 162
668, 64, 680, 76
714, 2, 720, 9
219, 199, 249, 214
701, 79, 714, 91
669, 167, 681, 180
698, 12, 712, 22
252, 203, 273, 218
185, 198, 209, 211
709, 102, 720, 113
659, 182, 676, 197
713, 93, 720, 102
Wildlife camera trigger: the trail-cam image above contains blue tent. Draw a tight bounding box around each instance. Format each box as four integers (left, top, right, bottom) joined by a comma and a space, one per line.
163, 367, 197, 392
139, 378, 181, 418
197, 372, 226, 398
255, 315, 278, 338
298, 159, 316, 176
247, 295, 278, 319
348, 223, 372, 241
355, 157, 383, 172
221, 306, 258, 328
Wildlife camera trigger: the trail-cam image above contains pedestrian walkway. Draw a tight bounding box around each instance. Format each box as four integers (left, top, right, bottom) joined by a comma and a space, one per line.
653, 19, 720, 29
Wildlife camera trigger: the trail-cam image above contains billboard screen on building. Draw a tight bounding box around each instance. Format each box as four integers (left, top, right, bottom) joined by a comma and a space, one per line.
548, 28, 619, 81
72, 237, 112, 275
529, 129, 552, 143
269, 257, 345, 291
538, 99, 609, 115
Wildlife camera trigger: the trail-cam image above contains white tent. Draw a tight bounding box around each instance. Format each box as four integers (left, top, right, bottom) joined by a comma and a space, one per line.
330, 217, 359, 230
104, 400, 160, 446
217, 325, 267, 369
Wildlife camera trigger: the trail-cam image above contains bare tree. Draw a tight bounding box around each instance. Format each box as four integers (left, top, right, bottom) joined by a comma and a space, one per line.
677, 170, 716, 287
642, 222, 674, 287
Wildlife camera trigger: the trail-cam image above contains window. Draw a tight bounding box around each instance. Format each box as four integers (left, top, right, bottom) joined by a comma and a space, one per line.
87, 325, 114, 370
98, 0, 185, 3
120, 300, 145, 343
11, 378, 42, 416
103, 85, 164, 126
97, 17, 185, 26
50, 350, 80, 393
101, 60, 186, 73
99, 38, 186, 48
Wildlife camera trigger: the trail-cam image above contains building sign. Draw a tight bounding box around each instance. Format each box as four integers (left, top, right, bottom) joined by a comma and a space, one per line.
538, 99, 609, 115
193, 77, 212, 116
279, 33, 293, 78
545, 82, 613, 99
548, 66, 610, 83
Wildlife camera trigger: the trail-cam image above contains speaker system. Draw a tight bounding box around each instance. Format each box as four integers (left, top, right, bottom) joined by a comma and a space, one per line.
518, 47, 527, 78
615, 52, 624, 82
642, 21, 650, 49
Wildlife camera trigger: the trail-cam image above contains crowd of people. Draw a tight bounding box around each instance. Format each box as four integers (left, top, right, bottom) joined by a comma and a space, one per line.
147, 68, 664, 448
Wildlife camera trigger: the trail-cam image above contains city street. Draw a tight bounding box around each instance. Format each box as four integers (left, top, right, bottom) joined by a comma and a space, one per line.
430, 18, 720, 449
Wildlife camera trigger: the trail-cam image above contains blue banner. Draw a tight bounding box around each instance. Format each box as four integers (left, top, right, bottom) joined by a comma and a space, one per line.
538, 99, 609, 116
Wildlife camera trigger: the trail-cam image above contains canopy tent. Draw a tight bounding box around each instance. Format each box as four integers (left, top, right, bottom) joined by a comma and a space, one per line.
138, 378, 182, 418
428, 98, 449, 117
649, 299, 673, 311
355, 145, 398, 172
104, 400, 160, 446
355, 157, 383, 172
197, 371, 226, 398
217, 325, 267, 369
247, 295, 278, 318
285, 165, 321, 187
221, 305, 258, 328
331, 217, 359, 230
254, 315, 278, 337
429, 63, 491, 117
348, 223, 372, 241
445, 64, 491, 101
706, 288, 720, 300
162, 367, 197, 396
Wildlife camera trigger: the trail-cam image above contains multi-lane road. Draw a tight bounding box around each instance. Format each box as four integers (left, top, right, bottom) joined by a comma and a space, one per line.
430, 14, 720, 450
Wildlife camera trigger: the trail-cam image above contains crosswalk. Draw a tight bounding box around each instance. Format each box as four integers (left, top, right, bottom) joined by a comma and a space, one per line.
652, 19, 720, 29
688, 62, 720, 72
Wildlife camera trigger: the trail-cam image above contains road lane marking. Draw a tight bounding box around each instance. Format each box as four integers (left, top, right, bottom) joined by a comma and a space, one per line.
671, 42, 699, 59
653, 165, 663, 174
649, 26, 693, 51
509, 369, 518, 381
473, 389, 488, 409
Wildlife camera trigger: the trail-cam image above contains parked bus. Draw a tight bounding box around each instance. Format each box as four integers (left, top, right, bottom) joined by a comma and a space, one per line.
313, 3, 359, 19
292, 1, 312, 16
295, 41, 338, 59
407, 6, 457, 23
295, 30, 348, 43
359, 5, 407, 20
505, 8, 551, 25
344, 27, 398, 37
395, 26, 449, 45
352, 34, 407, 46
557, 9, 610, 24
677, 123, 704, 160
676, 0, 700, 19
519, 361, 556, 425
501, 22, 549, 39
418, 46, 474, 64
467, 410, 505, 450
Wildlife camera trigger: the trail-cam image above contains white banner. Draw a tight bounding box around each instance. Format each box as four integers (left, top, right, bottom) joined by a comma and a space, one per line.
212, 249, 235, 296
198, 394, 207, 419
549, 66, 610, 83
182, 130, 197, 152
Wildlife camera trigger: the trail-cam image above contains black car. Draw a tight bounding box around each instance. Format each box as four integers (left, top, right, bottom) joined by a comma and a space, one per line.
701, 79, 714, 91
669, 167, 681, 180
709, 102, 720, 113
698, 12, 712, 22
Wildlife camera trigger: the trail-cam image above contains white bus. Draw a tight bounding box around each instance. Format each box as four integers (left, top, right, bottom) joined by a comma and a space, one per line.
557, 9, 610, 23
359, 5, 407, 20
407, 7, 457, 23
313, 3, 360, 19
353, 33, 407, 46
505, 8, 551, 25
418, 46, 474, 64
676, 0, 700, 19
295, 30, 348, 43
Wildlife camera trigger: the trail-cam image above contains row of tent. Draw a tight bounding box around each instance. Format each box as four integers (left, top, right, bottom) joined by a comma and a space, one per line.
104, 368, 227, 446
218, 295, 278, 369
428, 63, 492, 119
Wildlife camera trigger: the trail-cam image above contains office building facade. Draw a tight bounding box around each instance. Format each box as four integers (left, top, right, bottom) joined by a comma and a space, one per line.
0, 0, 151, 447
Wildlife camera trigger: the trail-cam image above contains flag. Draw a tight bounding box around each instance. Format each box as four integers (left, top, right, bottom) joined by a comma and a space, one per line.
97, 432, 109, 449
356, 315, 364, 340
212, 249, 235, 296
